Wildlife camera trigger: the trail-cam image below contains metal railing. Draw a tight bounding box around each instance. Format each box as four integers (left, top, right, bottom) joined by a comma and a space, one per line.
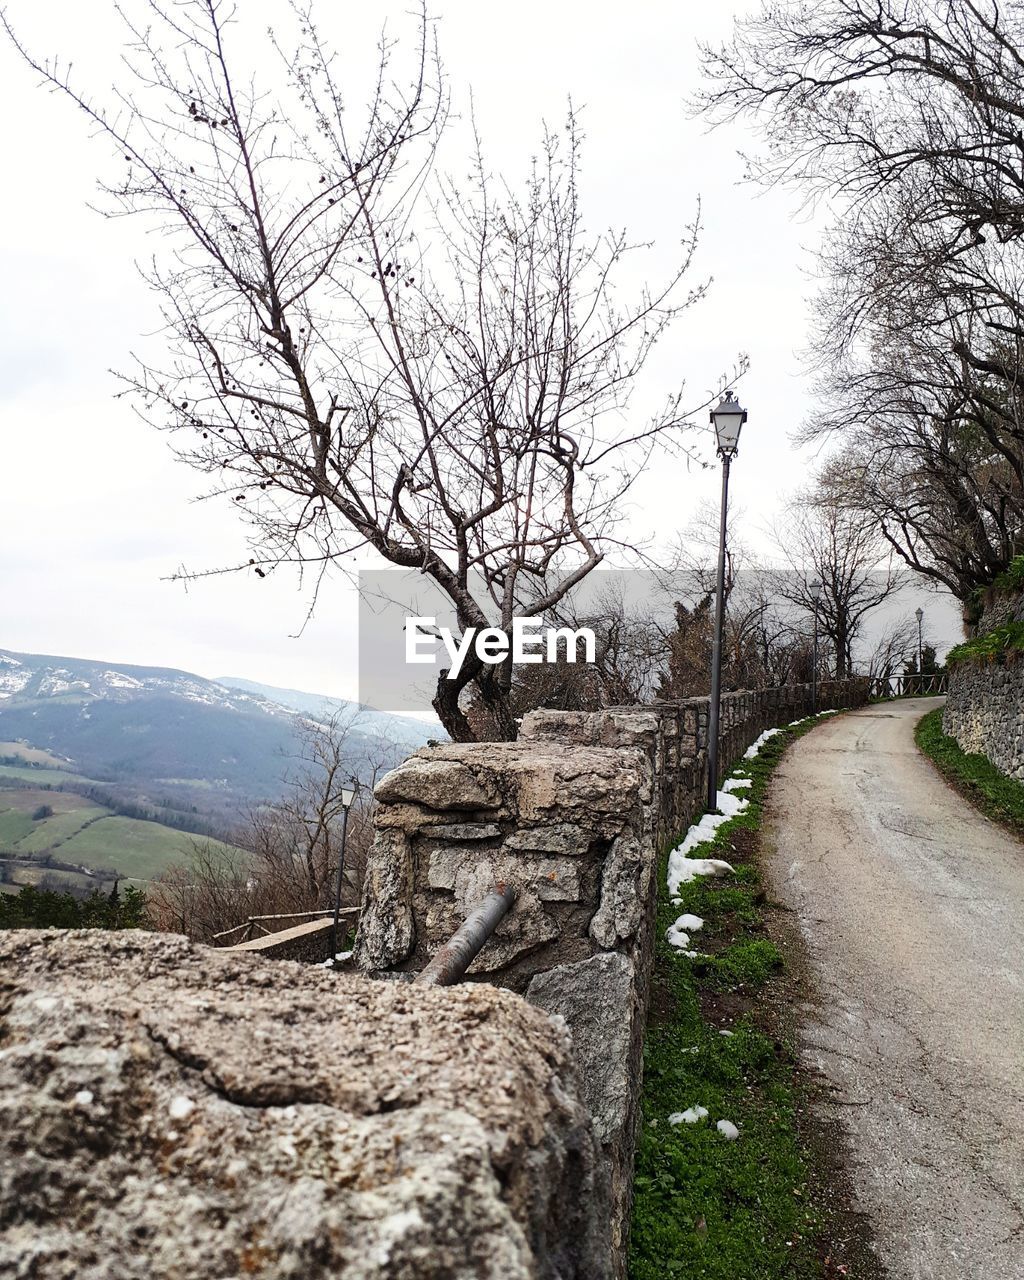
869, 672, 948, 700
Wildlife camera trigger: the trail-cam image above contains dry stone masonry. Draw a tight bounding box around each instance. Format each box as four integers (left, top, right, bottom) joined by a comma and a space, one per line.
944, 590, 1024, 780
356, 680, 868, 1266
0, 931, 611, 1280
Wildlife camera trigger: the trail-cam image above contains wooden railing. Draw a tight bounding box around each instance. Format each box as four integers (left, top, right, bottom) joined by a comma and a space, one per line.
869, 672, 948, 700
211, 909, 357, 947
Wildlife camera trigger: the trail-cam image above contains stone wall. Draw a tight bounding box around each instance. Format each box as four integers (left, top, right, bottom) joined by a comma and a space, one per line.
355, 678, 868, 1269
0, 930, 612, 1280
944, 589, 1024, 780
944, 656, 1024, 780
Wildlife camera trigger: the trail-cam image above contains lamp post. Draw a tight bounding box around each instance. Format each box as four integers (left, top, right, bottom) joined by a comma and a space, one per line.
330, 780, 358, 965
809, 578, 822, 713
915, 607, 924, 690
707, 391, 748, 811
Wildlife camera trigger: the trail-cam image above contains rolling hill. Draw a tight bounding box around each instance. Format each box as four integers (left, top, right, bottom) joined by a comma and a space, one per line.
0, 648, 436, 885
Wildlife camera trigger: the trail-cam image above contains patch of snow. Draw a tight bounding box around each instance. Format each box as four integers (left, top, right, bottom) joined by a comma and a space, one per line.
716, 1119, 739, 1140
743, 727, 783, 759
669, 1105, 708, 1125
674, 913, 704, 932
73, 1090, 94, 1106
666, 912, 705, 950
718, 1029, 734, 1037
722, 776, 752, 791
103, 670, 143, 690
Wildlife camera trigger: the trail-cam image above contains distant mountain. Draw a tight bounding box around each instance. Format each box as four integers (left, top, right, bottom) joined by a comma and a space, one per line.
217, 676, 441, 752
0, 649, 433, 824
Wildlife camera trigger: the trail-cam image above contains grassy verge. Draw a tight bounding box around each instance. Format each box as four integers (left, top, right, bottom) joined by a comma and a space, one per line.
630, 715, 868, 1280
915, 708, 1024, 836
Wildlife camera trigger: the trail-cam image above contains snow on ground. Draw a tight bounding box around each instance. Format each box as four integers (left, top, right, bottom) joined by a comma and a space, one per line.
665, 912, 705, 949
666, 716, 802, 906
743, 727, 783, 759
716, 1119, 739, 1140
668, 1106, 708, 1125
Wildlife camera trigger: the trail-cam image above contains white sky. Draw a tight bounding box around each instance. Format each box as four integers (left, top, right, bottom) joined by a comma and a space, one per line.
0, 0, 960, 697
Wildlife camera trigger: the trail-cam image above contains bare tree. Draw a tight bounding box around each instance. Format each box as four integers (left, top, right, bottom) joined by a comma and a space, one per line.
148, 712, 393, 942
7, 0, 726, 741
770, 473, 905, 678
698, 0, 1024, 602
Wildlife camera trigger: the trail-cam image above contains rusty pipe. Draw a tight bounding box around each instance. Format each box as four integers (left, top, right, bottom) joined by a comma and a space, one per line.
415, 884, 517, 986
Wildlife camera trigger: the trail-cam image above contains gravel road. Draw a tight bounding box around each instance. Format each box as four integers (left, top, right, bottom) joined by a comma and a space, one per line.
764, 698, 1024, 1279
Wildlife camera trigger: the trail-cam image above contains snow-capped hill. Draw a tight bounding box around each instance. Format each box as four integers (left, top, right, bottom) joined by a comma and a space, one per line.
0, 647, 435, 816
0, 650, 298, 717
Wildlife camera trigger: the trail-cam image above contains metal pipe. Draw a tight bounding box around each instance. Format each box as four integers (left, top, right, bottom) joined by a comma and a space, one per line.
706, 454, 731, 811
416, 884, 517, 986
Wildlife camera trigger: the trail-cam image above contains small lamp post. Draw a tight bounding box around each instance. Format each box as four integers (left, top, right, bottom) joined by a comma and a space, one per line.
707, 391, 748, 810
809, 578, 822, 712
330, 780, 358, 965
915, 607, 924, 689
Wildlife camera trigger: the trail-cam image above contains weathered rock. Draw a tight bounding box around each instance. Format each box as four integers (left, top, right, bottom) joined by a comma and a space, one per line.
357, 828, 415, 968
527, 953, 639, 1261
589, 832, 653, 948
374, 759, 502, 811
504, 826, 590, 856
421, 823, 503, 841
943, 611, 1024, 781
0, 931, 613, 1280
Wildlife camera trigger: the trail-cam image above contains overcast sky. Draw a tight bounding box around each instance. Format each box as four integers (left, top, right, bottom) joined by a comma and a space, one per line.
0, 0, 960, 698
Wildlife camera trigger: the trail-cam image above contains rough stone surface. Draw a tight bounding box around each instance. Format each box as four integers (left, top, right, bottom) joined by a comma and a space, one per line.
527, 953, 638, 1261
358, 828, 416, 969
0, 930, 612, 1280
944, 645, 1024, 781
355, 678, 869, 1275
375, 759, 502, 811
588, 833, 650, 949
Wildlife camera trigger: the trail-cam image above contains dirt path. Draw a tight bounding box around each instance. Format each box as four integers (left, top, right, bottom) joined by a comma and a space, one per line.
764, 698, 1024, 1279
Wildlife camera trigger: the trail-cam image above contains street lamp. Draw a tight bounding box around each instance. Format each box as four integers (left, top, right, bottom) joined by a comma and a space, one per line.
809, 578, 822, 712
330, 780, 358, 965
915, 607, 924, 689
707, 391, 748, 810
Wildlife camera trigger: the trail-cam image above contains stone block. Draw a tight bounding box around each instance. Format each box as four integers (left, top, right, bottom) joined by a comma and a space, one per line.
0, 931, 612, 1280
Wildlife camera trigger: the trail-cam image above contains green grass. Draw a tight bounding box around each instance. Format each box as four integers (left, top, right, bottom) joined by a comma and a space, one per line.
0, 808, 36, 847
0, 763, 93, 785
946, 621, 1024, 667
915, 708, 1024, 836
13, 806, 112, 854
53, 815, 214, 880
630, 717, 834, 1280
990, 554, 1024, 595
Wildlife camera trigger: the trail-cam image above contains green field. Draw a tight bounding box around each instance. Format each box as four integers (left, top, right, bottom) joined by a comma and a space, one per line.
0, 763, 92, 785
0, 787, 237, 882
55, 815, 214, 880
15, 806, 111, 853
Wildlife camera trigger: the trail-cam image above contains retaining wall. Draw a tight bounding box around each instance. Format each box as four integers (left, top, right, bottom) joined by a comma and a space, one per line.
944, 658, 1024, 780
944, 590, 1024, 780
355, 678, 868, 1271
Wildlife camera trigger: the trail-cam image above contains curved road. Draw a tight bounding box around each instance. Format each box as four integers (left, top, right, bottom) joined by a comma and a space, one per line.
764, 698, 1024, 1279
